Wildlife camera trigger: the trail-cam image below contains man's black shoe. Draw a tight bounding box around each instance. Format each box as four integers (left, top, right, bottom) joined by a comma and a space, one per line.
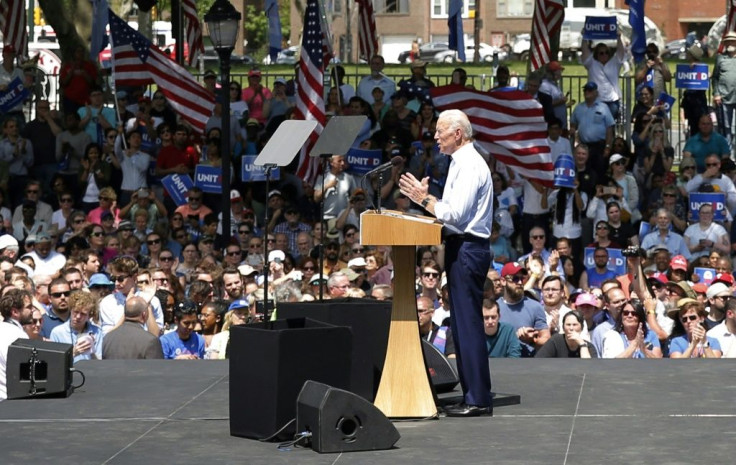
444, 403, 493, 417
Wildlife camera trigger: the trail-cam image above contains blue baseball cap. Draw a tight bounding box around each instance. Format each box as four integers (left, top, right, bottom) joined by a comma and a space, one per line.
228, 299, 249, 311
89, 273, 114, 288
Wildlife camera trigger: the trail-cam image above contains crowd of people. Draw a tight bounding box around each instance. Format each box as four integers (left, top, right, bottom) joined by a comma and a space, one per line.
2, 34, 736, 401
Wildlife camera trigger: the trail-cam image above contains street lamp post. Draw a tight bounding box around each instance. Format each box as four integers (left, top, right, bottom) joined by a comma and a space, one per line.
205, 0, 241, 246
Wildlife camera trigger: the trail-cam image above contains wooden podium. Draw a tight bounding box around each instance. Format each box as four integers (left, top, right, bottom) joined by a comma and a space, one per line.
360, 210, 442, 418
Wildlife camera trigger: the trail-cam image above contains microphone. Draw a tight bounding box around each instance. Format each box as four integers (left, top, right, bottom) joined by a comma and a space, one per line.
363, 156, 403, 178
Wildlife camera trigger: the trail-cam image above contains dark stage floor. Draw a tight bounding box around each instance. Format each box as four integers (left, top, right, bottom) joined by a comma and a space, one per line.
0, 359, 735, 465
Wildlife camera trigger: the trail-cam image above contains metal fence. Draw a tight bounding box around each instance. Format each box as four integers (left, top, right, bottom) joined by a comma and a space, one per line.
28, 69, 710, 161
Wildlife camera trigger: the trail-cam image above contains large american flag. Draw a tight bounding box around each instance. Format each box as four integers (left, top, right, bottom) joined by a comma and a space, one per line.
430, 85, 554, 186
0, 0, 26, 58
108, 10, 214, 135
529, 0, 564, 71
294, 0, 326, 182
720, 0, 736, 54
355, 0, 378, 61
181, 0, 203, 66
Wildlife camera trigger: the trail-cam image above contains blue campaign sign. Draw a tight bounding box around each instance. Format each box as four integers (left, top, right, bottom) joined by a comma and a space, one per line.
689, 192, 726, 221
656, 92, 676, 112
675, 64, 709, 90
694, 267, 717, 286
194, 165, 222, 194
345, 147, 383, 176
582, 16, 617, 41
583, 247, 626, 276
241, 156, 281, 182
0, 77, 29, 112
161, 174, 194, 206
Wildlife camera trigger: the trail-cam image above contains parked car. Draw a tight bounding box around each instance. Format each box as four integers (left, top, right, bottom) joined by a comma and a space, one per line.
263, 46, 299, 65
398, 42, 451, 64
662, 39, 686, 59
465, 42, 509, 62
201, 47, 255, 66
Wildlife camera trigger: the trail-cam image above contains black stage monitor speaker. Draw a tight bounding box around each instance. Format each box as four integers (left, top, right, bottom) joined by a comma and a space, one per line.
7, 339, 74, 399
279, 298, 391, 402
296, 380, 400, 453
421, 339, 459, 394
229, 318, 352, 441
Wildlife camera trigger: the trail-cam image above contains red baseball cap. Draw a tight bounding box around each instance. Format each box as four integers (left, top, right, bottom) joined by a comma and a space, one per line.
501, 262, 526, 278
713, 272, 735, 286
648, 271, 669, 285
669, 255, 688, 272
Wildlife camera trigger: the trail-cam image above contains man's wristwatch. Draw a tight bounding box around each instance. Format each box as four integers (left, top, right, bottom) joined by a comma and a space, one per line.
421, 197, 430, 208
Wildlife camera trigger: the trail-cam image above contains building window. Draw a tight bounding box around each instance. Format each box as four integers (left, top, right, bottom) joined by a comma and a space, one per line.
431, 0, 476, 18
497, 0, 533, 18
374, 0, 409, 14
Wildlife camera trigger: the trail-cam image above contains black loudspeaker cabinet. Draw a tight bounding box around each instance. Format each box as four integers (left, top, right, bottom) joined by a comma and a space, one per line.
278, 298, 391, 402
229, 318, 352, 441
421, 339, 459, 394
296, 380, 400, 453
7, 339, 74, 399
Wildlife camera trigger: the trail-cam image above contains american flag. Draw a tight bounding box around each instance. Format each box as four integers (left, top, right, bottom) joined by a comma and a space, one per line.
529, 0, 564, 71
430, 85, 554, 186
294, 0, 326, 182
355, 0, 378, 61
181, 0, 203, 66
0, 0, 27, 58
720, 0, 736, 54
108, 10, 214, 135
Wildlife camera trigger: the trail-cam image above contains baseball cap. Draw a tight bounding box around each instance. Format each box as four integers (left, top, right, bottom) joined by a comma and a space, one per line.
582, 81, 598, 91
268, 250, 285, 263
347, 257, 367, 268
267, 189, 282, 199
342, 268, 359, 281
274, 77, 287, 86
89, 273, 114, 288
248, 69, 262, 77
228, 299, 250, 311
706, 282, 732, 299
309, 273, 327, 285
36, 232, 52, 243
609, 154, 626, 165
422, 130, 434, 140
547, 61, 564, 72
118, 220, 134, 231
575, 293, 600, 308
238, 264, 258, 276
669, 255, 688, 272
0, 234, 19, 250
501, 262, 526, 278
647, 272, 669, 285
713, 272, 735, 286
203, 69, 217, 79
230, 189, 242, 202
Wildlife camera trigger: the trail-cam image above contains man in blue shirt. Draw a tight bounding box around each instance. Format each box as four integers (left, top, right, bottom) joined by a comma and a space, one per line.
160, 301, 205, 359
682, 114, 731, 172
497, 262, 550, 357
50, 291, 103, 363
570, 81, 615, 178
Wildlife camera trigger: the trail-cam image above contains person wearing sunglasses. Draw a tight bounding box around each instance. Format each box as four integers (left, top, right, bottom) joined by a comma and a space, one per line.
39, 277, 72, 338
23, 307, 44, 341
684, 154, 736, 214
418, 261, 442, 308
498, 262, 550, 358
600, 299, 662, 359
581, 31, 624, 122
98, 256, 162, 336
668, 298, 722, 358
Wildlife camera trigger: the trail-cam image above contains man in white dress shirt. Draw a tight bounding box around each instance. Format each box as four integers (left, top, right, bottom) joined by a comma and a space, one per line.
0, 289, 33, 400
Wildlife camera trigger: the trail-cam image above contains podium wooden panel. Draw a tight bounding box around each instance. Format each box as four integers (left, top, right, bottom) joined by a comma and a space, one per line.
360, 211, 442, 418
